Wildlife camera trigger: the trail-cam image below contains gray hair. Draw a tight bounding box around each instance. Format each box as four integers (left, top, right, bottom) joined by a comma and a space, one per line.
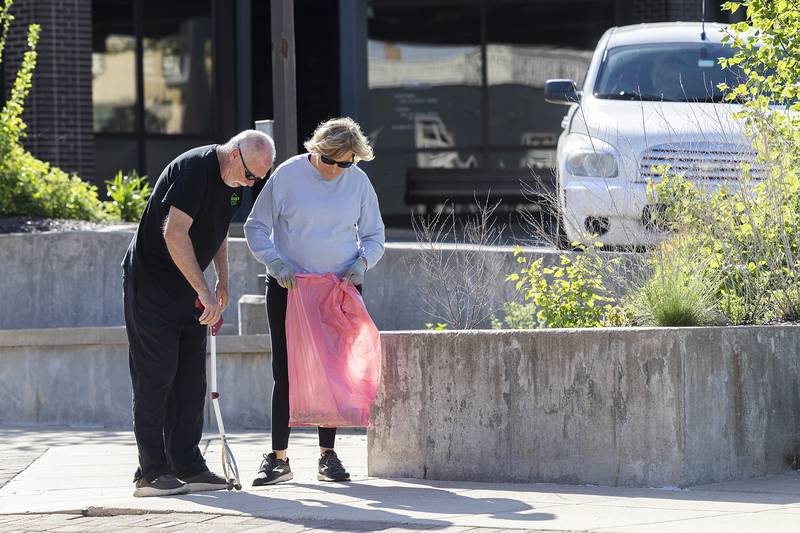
225, 129, 276, 163
304, 117, 374, 162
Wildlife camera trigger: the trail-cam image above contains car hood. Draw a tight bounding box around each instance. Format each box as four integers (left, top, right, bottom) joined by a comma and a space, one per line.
570, 97, 750, 149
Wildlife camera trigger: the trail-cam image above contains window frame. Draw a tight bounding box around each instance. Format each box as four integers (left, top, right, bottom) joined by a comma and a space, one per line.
92, 0, 223, 178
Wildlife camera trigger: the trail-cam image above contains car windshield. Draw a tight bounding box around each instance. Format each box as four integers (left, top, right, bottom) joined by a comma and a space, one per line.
593, 43, 743, 103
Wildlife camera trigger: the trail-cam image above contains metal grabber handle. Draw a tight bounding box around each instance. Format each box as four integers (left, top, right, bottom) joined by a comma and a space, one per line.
195, 299, 242, 491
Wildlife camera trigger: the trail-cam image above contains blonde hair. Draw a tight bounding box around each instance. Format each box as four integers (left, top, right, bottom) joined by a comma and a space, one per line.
303, 117, 375, 162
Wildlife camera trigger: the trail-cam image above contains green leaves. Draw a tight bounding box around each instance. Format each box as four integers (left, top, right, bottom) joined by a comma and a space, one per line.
497, 249, 620, 329
104, 171, 151, 222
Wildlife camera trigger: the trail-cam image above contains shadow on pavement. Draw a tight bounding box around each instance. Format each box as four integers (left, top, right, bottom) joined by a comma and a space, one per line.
175, 480, 556, 529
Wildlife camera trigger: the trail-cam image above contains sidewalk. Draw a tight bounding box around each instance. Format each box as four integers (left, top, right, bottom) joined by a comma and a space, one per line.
2, 427, 800, 532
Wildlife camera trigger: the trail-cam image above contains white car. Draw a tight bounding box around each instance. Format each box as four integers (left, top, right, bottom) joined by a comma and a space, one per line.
545, 22, 762, 247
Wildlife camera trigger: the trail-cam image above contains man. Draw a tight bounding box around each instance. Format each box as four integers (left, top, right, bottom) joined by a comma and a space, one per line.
122, 130, 274, 497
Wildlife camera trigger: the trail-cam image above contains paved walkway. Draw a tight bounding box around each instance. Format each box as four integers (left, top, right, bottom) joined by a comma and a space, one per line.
2, 427, 800, 532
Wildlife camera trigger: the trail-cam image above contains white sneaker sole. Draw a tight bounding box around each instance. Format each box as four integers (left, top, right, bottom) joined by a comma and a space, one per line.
317, 473, 351, 482
253, 471, 293, 486
133, 485, 190, 497
185, 482, 230, 493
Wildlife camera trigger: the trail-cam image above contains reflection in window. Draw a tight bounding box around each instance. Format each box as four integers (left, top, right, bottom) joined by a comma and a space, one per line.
143, 0, 213, 134
486, 1, 612, 154
490, 148, 557, 172
367, 4, 482, 156
92, 0, 136, 133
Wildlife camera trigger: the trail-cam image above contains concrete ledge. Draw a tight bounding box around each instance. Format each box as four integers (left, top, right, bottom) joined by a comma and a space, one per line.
368, 327, 800, 487
0, 328, 273, 429
0, 231, 638, 331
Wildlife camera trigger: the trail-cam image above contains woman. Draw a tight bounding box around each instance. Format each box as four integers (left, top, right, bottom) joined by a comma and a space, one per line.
244, 117, 385, 485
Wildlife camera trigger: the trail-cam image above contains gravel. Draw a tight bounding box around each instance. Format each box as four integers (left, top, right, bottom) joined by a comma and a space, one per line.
0, 216, 134, 234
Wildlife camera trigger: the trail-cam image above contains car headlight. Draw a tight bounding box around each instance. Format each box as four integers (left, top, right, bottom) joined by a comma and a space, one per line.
566, 151, 618, 177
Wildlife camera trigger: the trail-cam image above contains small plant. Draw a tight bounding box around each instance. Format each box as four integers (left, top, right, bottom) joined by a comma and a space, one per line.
424, 322, 448, 331
411, 198, 506, 329
491, 302, 538, 329
105, 170, 151, 222
629, 240, 722, 327
497, 244, 620, 329
767, 285, 800, 323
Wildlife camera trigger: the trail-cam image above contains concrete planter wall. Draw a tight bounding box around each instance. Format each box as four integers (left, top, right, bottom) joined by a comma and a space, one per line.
0, 327, 273, 430
368, 327, 800, 488
0, 231, 635, 332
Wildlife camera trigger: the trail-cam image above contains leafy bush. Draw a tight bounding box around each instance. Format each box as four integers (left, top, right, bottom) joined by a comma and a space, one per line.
495, 245, 621, 329
649, 153, 800, 325
0, 146, 110, 221
105, 170, 151, 222
627, 1, 800, 326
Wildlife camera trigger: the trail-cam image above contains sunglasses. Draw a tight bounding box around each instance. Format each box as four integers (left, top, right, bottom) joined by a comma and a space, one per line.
237, 143, 267, 180
319, 154, 354, 168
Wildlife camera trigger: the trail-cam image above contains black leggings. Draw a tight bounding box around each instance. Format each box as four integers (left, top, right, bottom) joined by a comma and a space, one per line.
267, 276, 341, 450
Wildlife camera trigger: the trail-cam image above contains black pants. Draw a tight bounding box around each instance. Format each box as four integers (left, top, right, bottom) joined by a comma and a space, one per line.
267, 276, 361, 450
123, 269, 208, 481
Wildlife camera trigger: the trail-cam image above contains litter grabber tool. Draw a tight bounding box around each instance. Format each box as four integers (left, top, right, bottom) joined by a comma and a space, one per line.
195, 298, 242, 491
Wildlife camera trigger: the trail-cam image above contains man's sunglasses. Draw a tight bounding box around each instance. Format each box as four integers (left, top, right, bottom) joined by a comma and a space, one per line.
237, 143, 267, 181
320, 154, 354, 168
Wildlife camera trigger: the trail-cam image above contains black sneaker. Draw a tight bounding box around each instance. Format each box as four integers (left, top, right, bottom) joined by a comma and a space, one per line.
181, 470, 230, 493
253, 452, 293, 486
318, 450, 351, 482
133, 474, 190, 497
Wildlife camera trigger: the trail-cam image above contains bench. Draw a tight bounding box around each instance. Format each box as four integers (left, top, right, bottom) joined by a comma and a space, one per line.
405, 167, 556, 213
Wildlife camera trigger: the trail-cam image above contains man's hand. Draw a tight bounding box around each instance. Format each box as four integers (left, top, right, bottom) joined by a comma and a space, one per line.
215, 280, 230, 312
268, 259, 297, 290
197, 289, 223, 326
343, 256, 367, 286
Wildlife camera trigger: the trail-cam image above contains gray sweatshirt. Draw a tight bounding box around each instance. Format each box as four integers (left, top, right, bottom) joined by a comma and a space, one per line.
244, 154, 385, 277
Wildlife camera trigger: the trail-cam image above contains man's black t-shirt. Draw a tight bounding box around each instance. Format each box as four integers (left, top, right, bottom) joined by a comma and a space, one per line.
123, 145, 242, 299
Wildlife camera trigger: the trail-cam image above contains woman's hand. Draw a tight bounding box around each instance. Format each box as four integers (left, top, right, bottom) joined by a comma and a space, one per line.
268, 258, 297, 290
343, 256, 368, 286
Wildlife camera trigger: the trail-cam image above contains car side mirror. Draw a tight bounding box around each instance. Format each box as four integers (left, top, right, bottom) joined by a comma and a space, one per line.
544, 79, 581, 105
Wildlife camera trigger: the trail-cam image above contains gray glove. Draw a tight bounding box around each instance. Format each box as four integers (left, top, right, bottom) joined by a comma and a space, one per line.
343, 256, 368, 286
268, 258, 297, 290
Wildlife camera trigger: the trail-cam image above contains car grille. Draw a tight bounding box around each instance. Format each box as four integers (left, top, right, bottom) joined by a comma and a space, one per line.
637, 142, 765, 182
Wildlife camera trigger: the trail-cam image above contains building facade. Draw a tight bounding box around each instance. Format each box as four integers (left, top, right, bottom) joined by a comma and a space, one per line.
4, 0, 742, 222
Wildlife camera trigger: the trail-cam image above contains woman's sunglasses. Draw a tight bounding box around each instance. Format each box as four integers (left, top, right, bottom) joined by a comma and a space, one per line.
320, 154, 354, 168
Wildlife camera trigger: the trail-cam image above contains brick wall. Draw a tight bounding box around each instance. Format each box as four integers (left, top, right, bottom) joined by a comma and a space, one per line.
628, 0, 714, 24
667, 0, 704, 21
631, 0, 667, 22
5, 0, 94, 180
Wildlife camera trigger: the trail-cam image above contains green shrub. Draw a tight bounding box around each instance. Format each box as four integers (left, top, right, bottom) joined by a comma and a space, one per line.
0, 146, 110, 221
496, 245, 621, 329
629, 240, 722, 327
650, 160, 800, 324
104, 170, 151, 222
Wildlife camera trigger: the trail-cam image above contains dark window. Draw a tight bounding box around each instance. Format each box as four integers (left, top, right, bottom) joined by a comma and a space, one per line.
92, 0, 228, 184
367, 3, 483, 152
94, 137, 139, 182
295, 0, 340, 144
142, 0, 214, 134
92, 0, 136, 133
486, 1, 612, 168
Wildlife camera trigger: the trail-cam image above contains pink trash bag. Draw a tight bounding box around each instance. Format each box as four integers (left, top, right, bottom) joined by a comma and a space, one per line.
286, 273, 382, 427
